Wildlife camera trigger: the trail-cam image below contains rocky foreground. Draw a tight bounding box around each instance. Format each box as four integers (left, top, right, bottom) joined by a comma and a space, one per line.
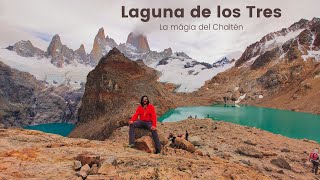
0, 119, 319, 179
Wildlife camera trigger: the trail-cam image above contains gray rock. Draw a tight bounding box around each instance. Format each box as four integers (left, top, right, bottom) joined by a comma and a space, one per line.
188, 136, 203, 146
271, 158, 291, 170
236, 146, 264, 158
243, 140, 257, 146
240, 159, 251, 166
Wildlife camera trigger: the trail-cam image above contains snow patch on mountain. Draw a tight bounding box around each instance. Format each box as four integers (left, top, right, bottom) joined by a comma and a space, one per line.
302, 50, 320, 61
150, 53, 234, 92
0, 49, 93, 89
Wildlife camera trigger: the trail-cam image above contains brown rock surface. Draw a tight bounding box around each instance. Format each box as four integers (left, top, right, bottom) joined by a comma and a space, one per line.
0, 119, 319, 179
5, 118, 316, 179
135, 136, 156, 154
75, 152, 100, 166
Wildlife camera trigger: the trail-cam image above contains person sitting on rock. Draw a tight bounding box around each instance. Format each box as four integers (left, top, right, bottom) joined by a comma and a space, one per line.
309, 148, 319, 174
129, 96, 161, 154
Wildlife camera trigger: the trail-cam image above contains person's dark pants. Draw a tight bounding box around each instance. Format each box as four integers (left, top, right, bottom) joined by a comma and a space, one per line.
311, 160, 319, 174
129, 120, 161, 153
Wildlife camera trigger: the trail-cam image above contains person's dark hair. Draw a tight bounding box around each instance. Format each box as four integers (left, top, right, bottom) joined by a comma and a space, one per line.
140, 95, 149, 106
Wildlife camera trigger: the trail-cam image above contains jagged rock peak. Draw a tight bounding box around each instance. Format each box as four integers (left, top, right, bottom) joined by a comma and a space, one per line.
97, 27, 106, 39
50, 34, 62, 45
47, 34, 62, 55
126, 32, 150, 52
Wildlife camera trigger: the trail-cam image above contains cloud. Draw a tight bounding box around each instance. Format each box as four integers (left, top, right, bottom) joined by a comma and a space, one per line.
0, 0, 319, 62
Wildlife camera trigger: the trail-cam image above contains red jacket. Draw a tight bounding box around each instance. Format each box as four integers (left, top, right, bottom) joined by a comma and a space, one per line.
131, 104, 157, 127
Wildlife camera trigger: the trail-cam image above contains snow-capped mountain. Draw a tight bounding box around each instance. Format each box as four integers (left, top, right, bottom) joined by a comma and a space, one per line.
2, 27, 236, 92
6, 34, 93, 68
236, 17, 320, 68
0, 48, 93, 89
212, 57, 235, 68
6, 28, 172, 67
150, 52, 234, 92
118, 32, 173, 65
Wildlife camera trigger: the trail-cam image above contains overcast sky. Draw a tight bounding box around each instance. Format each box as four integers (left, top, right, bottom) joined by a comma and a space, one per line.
0, 0, 319, 63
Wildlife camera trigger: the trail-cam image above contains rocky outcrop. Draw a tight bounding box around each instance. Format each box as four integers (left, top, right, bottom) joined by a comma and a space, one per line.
6, 40, 45, 58
68, 48, 177, 140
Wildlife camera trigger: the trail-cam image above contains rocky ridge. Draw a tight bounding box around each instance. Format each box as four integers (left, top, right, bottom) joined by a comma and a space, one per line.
0, 60, 83, 127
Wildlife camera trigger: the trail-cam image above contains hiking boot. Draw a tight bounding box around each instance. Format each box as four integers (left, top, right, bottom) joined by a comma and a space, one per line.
128, 144, 135, 148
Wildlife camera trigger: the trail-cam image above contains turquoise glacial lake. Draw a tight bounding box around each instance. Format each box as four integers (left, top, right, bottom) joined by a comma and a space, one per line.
159, 104, 320, 142
25, 123, 75, 137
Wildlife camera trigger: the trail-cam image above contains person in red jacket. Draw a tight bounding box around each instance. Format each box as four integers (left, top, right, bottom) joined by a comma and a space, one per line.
129, 95, 161, 153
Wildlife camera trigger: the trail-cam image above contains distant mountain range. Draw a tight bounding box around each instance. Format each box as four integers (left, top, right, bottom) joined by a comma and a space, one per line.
3, 28, 235, 92
5, 28, 173, 67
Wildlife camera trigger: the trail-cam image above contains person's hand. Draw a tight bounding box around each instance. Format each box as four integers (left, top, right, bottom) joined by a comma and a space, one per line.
129, 121, 133, 125
151, 126, 156, 131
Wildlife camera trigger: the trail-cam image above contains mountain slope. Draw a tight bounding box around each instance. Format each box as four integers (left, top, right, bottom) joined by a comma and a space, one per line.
198, 17, 320, 114
0, 60, 83, 127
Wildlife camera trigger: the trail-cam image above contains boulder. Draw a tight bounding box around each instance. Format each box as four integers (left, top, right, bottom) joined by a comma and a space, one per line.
270, 158, 291, 170
135, 136, 156, 154
134, 128, 168, 145
188, 136, 203, 146
98, 163, 117, 175
170, 137, 195, 153
73, 160, 82, 170
89, 164, 99, 175
79, 164, 90, 178
236, 146, 264, 158
75, 152, 100, 166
